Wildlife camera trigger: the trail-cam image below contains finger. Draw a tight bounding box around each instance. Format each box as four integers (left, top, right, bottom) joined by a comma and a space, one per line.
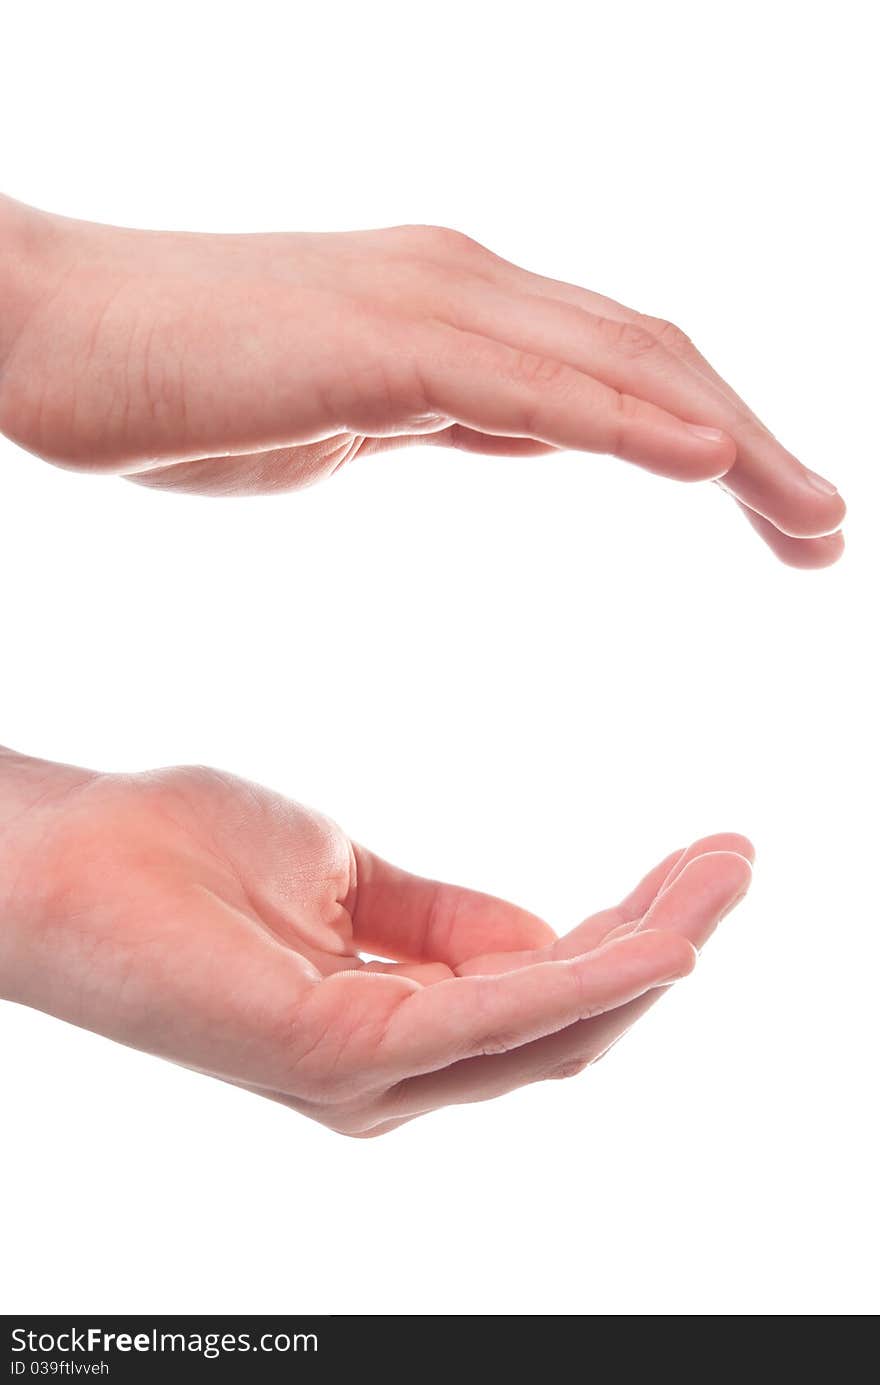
602, 838, 754, 946
617, 847, 689, 916
435, 285, 842, 536
635, 849, 752, 944
479, 260, 843, 545
348, 844, 556, 967
633, 315, 844, 538
432, 398, 841, 567
649, 832, 754, 904
461, 834, 753, 977
417, 322, 736, 482
735, 502, 845, 568
614, 832, 753, 923
555, 849, 754, 1065
545, 846, 687, 957
377, 852, 748, 1119
551, 836, 748, 958
454, 845, 687, 977
376, 929, 696, 1084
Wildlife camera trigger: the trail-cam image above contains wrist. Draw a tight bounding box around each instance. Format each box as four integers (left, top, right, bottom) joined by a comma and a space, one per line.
0, 747, 96, 1004
0, 196, 66, 370
0, 747, 43, 1002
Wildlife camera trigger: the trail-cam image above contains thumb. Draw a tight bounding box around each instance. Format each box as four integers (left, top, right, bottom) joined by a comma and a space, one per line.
350, 844, 556, 967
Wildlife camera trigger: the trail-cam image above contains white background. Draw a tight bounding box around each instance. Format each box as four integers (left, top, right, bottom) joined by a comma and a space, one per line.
1, 0, 877, 1316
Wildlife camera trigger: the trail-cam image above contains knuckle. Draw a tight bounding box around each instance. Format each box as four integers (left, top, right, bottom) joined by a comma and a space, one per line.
511, 350, 570, 391
613, 389, 642, 420
608, 387, 642, 452
402, 224, 484, 259
641, 315, 695, 355
597, 317, 660, 359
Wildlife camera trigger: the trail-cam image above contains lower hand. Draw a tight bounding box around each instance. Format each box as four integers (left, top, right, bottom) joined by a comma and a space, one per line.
0, 747, 753, 1136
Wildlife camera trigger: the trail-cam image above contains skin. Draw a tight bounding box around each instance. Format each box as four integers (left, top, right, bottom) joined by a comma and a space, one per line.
0, 199, 789, 1131
0, 747, 753, 1136
0, 195, 843, 565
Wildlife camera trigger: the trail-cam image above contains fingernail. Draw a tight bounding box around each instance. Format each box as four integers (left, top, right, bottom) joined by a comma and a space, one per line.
802, 467, 838, 496
685, 424, 726, 442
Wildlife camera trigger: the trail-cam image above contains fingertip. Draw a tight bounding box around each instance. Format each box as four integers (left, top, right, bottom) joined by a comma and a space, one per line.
677, 849, 753, 897
777, 529, 845, 568
783, 474, 847, 538
658, 834, 756, 899
687, 832, 756, 866
530, 918, 560, 948
620, 406, 737, 483
647, 852, 753, 954
677, 937, 700, 976
720, 850, 753, 895
637, 929, 699, 979
680, 426, 737, 482
737, 504, 845, 567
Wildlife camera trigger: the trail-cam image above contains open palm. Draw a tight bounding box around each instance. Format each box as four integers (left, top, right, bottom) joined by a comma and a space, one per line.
1, 749, 752, 1136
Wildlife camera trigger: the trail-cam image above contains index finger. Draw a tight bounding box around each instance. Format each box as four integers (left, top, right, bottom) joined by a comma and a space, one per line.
376, 929, 696, 1083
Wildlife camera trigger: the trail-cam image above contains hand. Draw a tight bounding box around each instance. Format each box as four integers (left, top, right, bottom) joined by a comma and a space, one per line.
0, 747, 753, 1136
0, 197, 842, 566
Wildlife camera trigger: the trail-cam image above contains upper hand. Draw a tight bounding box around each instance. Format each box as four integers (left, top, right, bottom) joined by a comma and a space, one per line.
0, 199, 843, 566
0, 748, 753, 1136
